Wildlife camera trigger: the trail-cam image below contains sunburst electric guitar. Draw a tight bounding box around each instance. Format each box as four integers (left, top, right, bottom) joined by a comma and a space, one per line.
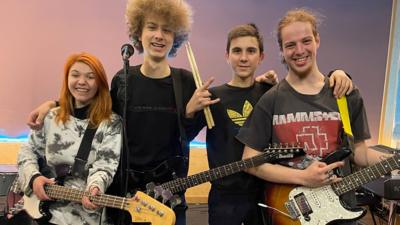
265, 151, 400, 225
23, 185, 175, 225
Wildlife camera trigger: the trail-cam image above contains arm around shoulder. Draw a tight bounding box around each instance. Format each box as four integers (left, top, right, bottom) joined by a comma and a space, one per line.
27, 100, 57, 130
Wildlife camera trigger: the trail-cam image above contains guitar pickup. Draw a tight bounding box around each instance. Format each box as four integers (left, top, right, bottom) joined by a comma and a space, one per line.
293, 192, 313, 221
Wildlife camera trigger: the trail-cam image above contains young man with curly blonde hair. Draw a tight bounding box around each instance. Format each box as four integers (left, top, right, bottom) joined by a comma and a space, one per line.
107, 0, 203, 224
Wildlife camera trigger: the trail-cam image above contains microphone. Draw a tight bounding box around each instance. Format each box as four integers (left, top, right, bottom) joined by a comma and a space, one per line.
121, 43, 134, 61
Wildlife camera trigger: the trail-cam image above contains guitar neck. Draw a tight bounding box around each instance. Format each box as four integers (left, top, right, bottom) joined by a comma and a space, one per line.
161, 148, 299, 193
44, 185, 128, 210
332, 154, 400, 196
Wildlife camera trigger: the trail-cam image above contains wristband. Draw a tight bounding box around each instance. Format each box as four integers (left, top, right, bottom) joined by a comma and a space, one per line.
29, 173, 42, 189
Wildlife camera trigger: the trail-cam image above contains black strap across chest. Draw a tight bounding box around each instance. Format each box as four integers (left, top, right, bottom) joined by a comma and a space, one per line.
71, 126, 98, 177
171, 68, 188, 158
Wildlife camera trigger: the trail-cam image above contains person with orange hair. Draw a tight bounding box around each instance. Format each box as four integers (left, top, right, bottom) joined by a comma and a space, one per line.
17, 52, 122, 225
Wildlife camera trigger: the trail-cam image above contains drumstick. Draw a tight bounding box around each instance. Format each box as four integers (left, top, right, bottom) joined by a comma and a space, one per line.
185, 42, 215, 129
185, 42, 214, 128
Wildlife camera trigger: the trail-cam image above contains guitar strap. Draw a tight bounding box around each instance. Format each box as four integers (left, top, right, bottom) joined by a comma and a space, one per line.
337, 96, 355, 151
337, 97, 353, 137
336, 97, 359, 208
71, 126, 98, 178
171, 68, 189, 163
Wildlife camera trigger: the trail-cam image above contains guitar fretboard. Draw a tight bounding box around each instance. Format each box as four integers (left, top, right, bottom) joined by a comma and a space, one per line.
161, 147, 302, 193
44, 185, 129, 210
332, 154, 400, 195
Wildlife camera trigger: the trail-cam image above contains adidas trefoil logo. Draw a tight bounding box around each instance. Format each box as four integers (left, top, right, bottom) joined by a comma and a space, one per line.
227, 100, 253, 127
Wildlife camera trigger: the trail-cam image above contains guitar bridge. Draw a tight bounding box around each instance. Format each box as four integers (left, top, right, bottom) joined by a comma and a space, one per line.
284, 199, 300, 220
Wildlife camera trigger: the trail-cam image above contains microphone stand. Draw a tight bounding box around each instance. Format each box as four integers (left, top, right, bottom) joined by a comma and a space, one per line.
119, 57, 131, 225
122, 57, 131, 193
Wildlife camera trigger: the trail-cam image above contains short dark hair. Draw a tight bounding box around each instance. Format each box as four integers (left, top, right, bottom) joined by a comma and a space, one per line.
226, 23, 264, 54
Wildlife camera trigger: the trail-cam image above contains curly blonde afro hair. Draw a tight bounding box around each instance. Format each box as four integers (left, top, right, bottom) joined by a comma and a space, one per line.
125, 0, 193, 57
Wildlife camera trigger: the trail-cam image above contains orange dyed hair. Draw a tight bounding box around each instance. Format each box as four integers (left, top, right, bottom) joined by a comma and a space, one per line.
56, 52, 112, 127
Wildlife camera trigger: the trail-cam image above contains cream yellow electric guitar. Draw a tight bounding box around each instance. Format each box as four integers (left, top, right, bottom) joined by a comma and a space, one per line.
23, 184, 175, 225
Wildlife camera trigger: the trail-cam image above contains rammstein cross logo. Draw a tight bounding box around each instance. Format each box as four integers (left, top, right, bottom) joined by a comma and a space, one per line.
296, 126, 328, 155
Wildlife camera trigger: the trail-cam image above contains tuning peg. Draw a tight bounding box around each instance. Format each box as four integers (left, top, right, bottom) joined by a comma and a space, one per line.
126, 192, 133, 198
145, 182, 156, 196
161, 189, 173, 204
169, 195, 182, 209
263, 144, 272, 153
153, 186, 163, 200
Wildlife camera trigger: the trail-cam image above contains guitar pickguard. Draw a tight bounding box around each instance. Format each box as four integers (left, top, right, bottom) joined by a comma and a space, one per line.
266, 184, 365, 225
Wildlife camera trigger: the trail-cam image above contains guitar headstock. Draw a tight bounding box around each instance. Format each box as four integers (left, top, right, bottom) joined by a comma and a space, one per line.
263, 144, 304, 161
125, 191, 176, 225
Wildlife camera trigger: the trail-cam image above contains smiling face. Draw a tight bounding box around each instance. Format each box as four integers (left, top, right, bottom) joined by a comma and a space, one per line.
226, 36, 264, 81
140, 15, 174, 62
281, 21, 320, 78
67, 62, 98, 108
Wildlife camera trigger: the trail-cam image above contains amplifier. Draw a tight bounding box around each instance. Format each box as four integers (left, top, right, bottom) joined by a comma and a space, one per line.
384, 178, 400, 200
362, 145, 400, 200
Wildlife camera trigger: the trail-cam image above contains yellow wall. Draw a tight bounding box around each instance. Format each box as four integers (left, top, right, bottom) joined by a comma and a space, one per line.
0, 143, 21, 164
0, 143, 210, 203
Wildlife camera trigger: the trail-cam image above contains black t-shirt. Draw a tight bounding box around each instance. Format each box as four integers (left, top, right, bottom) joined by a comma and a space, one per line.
205, 82, 273, 193
110, 65, 195, 170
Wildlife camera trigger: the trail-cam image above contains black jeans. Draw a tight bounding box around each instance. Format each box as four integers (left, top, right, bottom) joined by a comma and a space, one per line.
208, 187, 266, 225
